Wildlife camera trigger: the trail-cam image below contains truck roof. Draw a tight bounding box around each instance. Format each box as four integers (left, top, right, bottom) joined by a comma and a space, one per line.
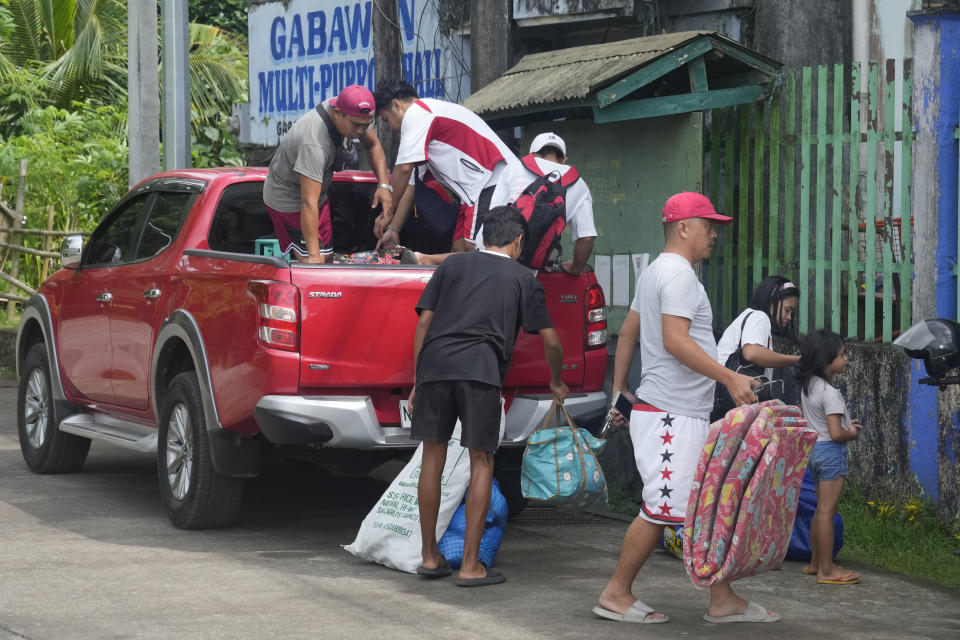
132, 167, 379, 190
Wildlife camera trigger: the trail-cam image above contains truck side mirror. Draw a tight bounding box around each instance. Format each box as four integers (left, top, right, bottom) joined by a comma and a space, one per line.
61, 235, 83, 269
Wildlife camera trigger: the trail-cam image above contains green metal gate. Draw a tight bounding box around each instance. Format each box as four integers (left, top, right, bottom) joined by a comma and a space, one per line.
701, 60, 913, 343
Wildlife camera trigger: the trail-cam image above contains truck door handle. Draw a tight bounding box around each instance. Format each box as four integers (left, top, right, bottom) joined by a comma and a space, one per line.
96, 292, 113, 303
143, 289, 161, 299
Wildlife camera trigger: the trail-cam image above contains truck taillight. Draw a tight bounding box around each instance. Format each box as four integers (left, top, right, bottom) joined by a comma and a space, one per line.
247, 280, 299, 352
584, 283, 607, 349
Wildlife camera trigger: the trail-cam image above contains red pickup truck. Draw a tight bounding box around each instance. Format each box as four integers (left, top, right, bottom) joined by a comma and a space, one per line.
15, 168, 608, 528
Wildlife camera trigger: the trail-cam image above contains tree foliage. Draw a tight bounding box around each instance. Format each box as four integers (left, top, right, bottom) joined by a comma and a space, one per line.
0, 102, 129, 292
0, 0, 251, 294
189, 0, 248, 39
0, 1, 249, 158
0, 102, 128, 232
2, 0, 127, 109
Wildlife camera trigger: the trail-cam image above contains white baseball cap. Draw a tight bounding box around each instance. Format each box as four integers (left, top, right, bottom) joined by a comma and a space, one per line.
529, 132, 566, 157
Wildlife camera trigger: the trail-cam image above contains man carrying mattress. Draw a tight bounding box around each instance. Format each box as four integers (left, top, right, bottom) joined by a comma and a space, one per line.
593, 192, 775, 625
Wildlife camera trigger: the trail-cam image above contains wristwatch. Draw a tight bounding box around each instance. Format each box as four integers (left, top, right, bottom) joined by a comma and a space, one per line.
377, 183, 393, 192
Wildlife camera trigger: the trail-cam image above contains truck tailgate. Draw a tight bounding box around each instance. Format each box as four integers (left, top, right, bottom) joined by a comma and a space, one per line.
505, 271, 586, 389
295, 265, 430, 388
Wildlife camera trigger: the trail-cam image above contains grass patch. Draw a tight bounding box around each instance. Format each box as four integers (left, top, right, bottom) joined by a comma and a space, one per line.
0, 312, 21, 330
604, 483, 960, 591
837, 481, 960, 590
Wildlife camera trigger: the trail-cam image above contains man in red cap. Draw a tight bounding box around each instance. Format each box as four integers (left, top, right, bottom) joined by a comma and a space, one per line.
263, 85, 393, 263
593, 192, 775, 625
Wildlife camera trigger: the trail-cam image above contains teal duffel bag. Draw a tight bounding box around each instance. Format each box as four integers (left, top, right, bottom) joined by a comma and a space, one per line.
521, 399, 608, 509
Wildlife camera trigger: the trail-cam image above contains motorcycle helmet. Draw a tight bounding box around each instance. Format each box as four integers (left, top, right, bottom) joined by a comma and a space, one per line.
893, 318, 960, 378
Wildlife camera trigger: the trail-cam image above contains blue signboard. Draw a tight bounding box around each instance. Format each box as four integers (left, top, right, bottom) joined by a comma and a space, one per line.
244, 0, 468, 145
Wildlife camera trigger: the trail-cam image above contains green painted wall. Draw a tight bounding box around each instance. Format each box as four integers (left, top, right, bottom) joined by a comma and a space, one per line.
523, 112, 704, 332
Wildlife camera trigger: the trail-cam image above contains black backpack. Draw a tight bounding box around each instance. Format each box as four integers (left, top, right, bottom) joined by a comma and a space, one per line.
509, 154, 580, 269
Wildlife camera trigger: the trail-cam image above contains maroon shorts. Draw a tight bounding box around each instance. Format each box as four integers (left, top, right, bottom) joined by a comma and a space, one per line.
265, 200, 333, 255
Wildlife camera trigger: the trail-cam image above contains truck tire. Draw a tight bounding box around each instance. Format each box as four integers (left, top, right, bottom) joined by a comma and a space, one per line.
158, 372, 244, 529
17, 342, 90, 473
494, 447, 529, 519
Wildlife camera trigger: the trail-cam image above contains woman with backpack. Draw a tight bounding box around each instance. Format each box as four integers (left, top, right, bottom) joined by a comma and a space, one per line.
711, 276, 802, 422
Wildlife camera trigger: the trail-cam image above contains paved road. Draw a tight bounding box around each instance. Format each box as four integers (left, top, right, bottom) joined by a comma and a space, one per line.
1, 379, 958, 639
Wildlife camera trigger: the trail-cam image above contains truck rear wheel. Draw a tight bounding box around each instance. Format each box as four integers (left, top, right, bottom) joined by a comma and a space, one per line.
17, 343, 90, 473
494, 447, 529, 519
158, 372, 244, 529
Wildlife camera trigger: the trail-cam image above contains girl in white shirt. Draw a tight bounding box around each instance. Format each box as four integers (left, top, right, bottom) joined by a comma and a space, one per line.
797, 329, 864, 585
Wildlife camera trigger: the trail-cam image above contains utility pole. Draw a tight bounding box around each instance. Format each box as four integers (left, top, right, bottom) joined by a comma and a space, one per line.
470, 0, 511, 92
372, 0, 404, 164
128, 0, 160, 186
161, 0, 191, 170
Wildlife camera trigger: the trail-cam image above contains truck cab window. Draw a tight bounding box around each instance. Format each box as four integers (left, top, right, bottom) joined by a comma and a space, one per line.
136, 191, 194, 260
84, 194, 150, 267
208, 182, 274, 254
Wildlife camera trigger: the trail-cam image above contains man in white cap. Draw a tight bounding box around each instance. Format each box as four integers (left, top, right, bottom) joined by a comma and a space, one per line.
263, 84, 393, 263
516, 132, 596, 275
593, 192, 772, 626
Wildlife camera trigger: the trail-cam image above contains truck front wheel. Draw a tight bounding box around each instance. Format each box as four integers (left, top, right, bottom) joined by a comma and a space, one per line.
17, 342, 89, 473
158, 372, 244, 529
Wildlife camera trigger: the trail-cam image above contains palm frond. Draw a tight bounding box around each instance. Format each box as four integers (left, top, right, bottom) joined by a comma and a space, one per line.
37, 0, 77, 58
6, 0, 50, 63
42, 0, 124, 105
160, 23, 247, 128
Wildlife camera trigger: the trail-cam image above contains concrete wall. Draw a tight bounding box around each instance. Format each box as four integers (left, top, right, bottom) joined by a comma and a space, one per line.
0, 329, 16, 374
752, 0, 852, 67
938, 387, 960, 521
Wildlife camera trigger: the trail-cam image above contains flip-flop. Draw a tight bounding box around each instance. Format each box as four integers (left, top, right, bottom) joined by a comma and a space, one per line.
800, 566, 815, 575
817, 571, 861, 585
416, 556, 452, 578
592, 600, 669, 624
702, 601, 780, 624
456, 565, 506, 587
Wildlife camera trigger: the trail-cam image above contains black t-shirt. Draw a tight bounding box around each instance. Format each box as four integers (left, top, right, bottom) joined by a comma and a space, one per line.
415, 251, 554, 387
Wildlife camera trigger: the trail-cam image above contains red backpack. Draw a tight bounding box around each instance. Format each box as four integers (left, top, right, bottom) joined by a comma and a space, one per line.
510, 154, 580, 269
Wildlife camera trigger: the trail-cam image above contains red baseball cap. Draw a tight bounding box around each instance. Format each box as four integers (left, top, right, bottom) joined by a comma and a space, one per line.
662, 192, 732, 224
330, 85, 375, 118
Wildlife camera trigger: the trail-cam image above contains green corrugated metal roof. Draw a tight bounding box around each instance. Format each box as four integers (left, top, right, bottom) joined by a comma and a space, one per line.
462, 30, 779, 117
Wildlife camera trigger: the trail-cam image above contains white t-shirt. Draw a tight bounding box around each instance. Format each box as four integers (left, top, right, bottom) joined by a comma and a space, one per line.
800, 376, 851, 442
395, 98, 520, 207
716, 308, 774, 380
631, 252, 717, 418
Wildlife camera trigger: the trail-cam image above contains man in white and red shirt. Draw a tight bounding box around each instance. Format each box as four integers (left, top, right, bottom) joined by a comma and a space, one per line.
373, 81, 521, 251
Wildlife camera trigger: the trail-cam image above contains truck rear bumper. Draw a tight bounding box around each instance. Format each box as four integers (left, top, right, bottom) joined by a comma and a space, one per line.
253, 392, 608, 449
